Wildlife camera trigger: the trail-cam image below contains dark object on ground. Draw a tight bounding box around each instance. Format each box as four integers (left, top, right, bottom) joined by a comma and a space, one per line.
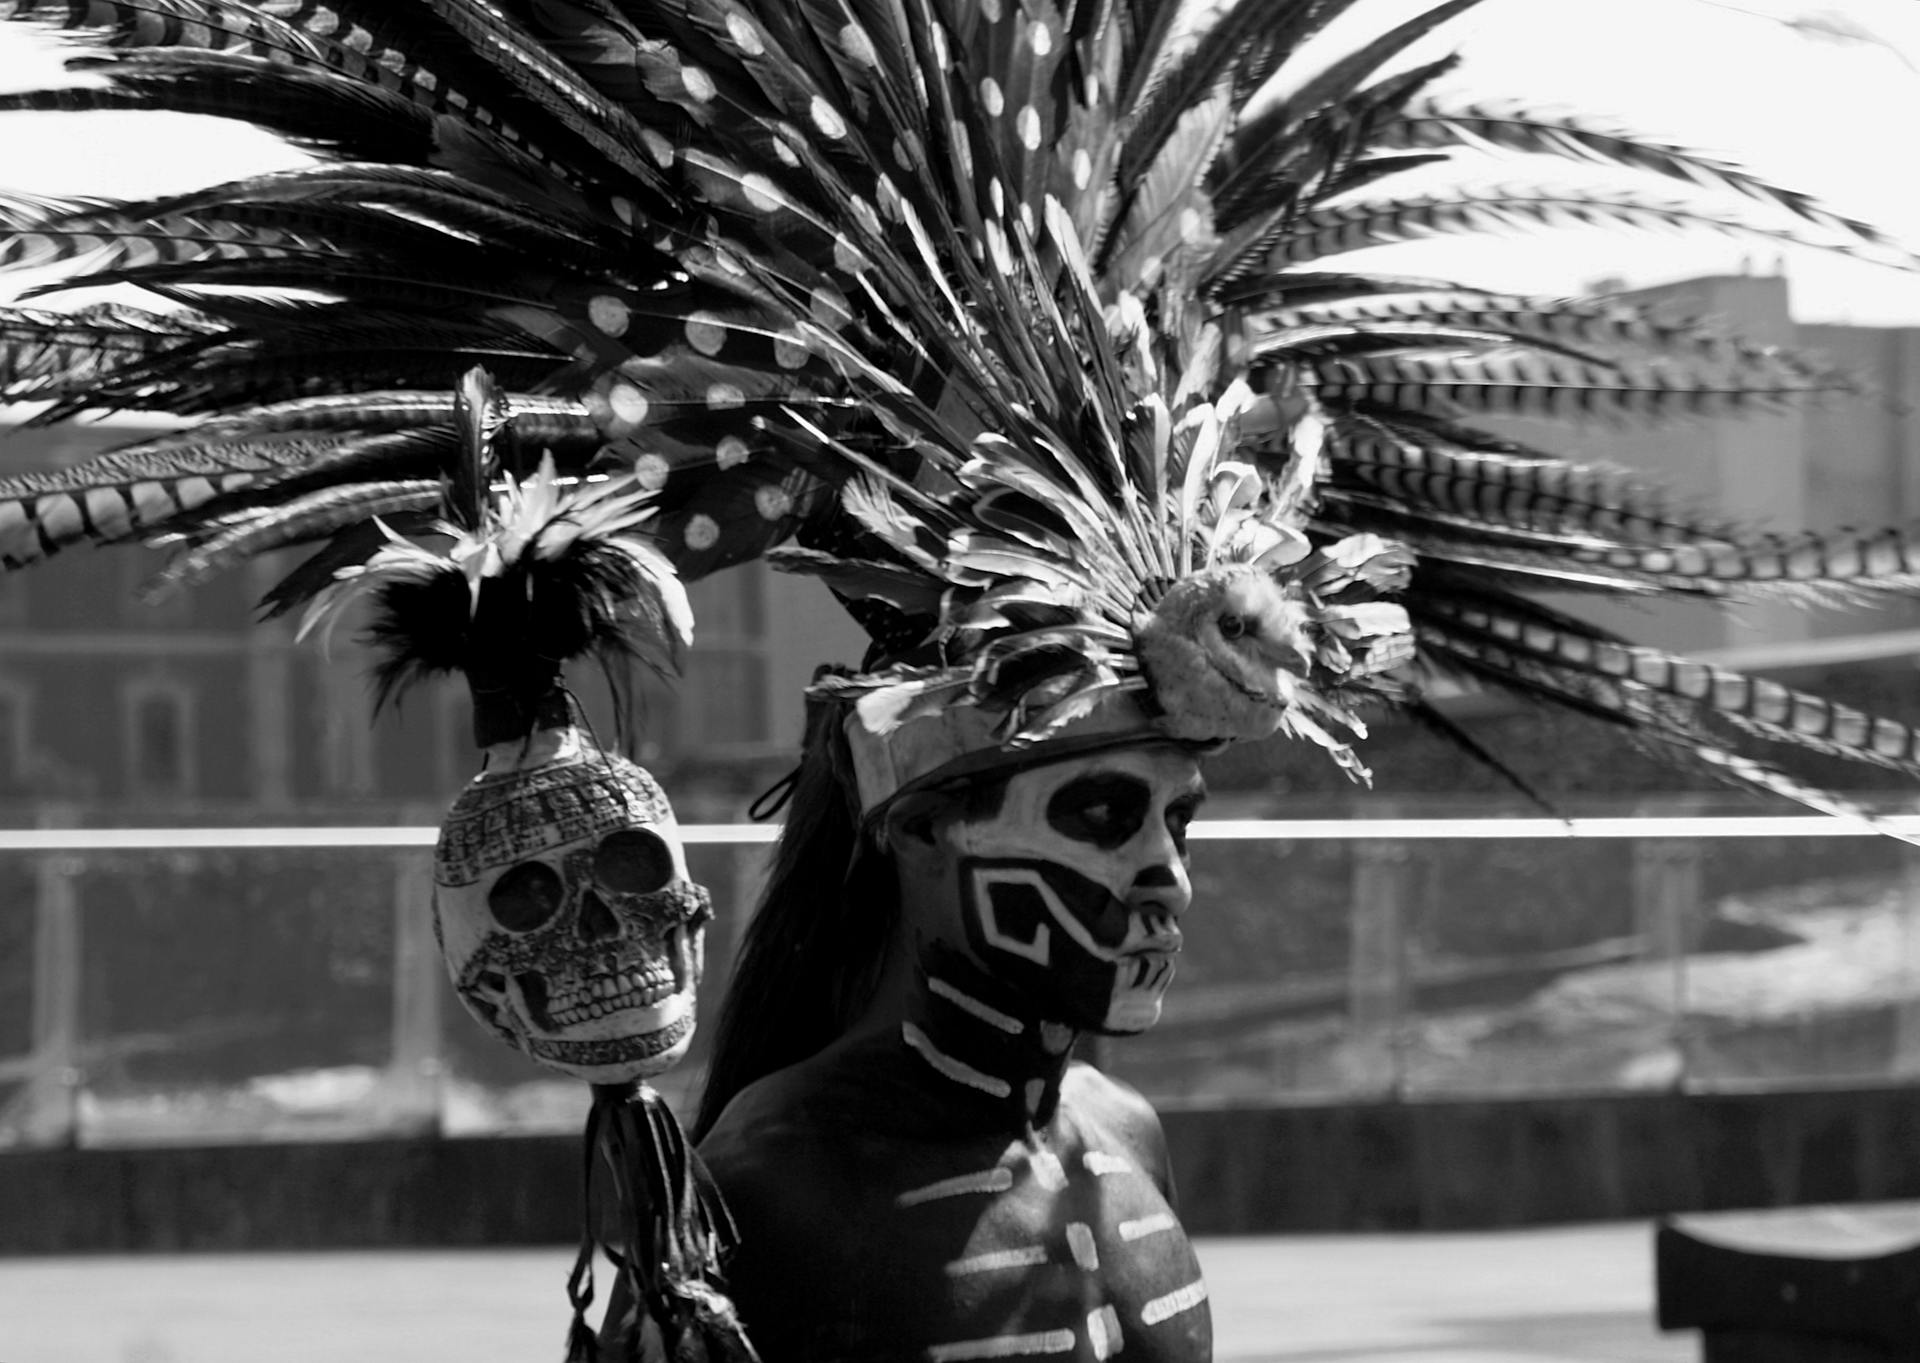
1695, 917, 1805, 955
1656, 1205, 1920, 1360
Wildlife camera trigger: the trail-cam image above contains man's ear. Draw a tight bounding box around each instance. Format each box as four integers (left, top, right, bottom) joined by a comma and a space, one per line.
881, 790, 948, 860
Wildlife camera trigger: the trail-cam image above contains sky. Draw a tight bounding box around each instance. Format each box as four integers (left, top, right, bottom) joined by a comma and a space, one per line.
1, 0, 1919, 321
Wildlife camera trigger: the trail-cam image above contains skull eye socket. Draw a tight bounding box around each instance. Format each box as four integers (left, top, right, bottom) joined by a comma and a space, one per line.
488, 861, 566, 932
594, 828, 674, 895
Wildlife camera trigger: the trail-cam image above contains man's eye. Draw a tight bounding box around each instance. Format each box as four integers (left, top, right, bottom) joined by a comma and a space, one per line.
1046, 776, 1150, 848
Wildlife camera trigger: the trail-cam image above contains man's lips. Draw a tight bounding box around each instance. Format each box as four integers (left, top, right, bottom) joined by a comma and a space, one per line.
1120, 917, 1182, 956
1119, 952, 1177, 991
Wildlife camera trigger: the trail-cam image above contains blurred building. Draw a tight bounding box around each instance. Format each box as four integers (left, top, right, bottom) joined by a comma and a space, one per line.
0, 420, 866, 822
1513, 271, 1920, 667
0, 423, 869, 1143
1, 271, 1917, 821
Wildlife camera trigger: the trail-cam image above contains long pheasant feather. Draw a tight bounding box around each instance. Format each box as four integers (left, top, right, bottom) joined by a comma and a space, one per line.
1377, 101, 1913, 259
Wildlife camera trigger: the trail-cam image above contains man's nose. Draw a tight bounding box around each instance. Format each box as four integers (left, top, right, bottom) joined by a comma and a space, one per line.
1129, 858, 1192, 920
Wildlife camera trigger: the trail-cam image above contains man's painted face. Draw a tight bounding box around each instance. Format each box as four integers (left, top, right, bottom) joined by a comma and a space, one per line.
932, 744, 1205, 1034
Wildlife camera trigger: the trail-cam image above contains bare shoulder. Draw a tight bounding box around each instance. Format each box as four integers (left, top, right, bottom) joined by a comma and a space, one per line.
1062, 1058, 1161, 1129
695, 1065, 880, 1357
1060, 1060, 1174, 1191
698, 1061, 854, 1206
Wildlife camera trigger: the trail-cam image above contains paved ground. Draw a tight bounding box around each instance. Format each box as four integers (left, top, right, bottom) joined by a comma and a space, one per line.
0, 1222, 1692, 1363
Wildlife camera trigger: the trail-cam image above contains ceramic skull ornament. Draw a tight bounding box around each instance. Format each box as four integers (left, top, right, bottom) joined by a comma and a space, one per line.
434, 725, 711, 1083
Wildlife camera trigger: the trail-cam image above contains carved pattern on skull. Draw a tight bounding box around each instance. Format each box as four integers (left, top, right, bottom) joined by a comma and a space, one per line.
433, 732, 711, 1083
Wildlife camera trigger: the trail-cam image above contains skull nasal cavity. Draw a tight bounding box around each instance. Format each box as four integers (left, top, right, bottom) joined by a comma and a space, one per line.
577, 889, 620, 943
594, 828, 674, 895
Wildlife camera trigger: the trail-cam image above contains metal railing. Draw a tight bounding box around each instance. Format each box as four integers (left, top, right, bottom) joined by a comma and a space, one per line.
4, 816, 1918, 1147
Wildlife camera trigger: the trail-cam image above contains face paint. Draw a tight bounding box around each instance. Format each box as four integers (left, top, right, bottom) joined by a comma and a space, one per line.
938, 745, 1204, 1034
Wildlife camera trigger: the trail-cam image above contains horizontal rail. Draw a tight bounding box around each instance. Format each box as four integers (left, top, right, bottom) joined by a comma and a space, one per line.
0, 814, 1913, 850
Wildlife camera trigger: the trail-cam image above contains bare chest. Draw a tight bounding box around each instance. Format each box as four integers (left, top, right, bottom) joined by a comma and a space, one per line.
792, 1136, 1211, 1362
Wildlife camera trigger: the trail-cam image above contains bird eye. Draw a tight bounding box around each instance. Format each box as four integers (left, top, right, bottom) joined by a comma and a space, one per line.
1218, 613, 1247, 640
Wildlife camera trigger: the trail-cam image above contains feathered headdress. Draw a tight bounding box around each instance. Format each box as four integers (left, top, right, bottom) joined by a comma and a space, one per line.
3, 3, 1920, 1355
4, 0, 1920, 827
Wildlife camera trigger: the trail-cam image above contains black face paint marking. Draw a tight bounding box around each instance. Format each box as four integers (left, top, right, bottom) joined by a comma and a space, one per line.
1133, 864, 1181, 891
958, 857, 1149, 1033
1045, 773, 1153, 849
1045, 771, 1207, 858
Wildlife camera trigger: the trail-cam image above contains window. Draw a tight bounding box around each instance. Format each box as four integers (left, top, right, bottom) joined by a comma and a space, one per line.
684, 650, 771, 749
118, 550, 192, 626
0, 572, 25, 625
437, 685, 476, 794
682, 567, 773, 751
123, 679, 195, 797
0, 680, 30, 787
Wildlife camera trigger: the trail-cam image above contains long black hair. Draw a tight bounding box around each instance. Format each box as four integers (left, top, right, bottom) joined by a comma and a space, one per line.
693, 692, 900, 1139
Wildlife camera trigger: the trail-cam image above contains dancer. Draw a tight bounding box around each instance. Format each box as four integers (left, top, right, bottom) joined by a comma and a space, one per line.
693, 700, 1221, 1360
5, 4, 1920, 1361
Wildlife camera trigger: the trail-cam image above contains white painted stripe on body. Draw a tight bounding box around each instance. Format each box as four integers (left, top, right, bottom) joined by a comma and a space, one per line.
897, 1166, 1017, 1207
926, 1328, 1076, 1360
1141, 1279, 1209, 1326
946, 1245, 1049, 1276
1118, 1212, 1178, 1242
1065, 1222, 1100, 1271
902, 1022, 1013, 1098
1029, 1150, 1067, 1190
928, 977, 1025, 1034
1087, 1305, 1123, 1360
1082, 1152, 1133, 1176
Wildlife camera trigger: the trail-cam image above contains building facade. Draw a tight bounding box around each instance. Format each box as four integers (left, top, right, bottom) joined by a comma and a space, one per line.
3, 274, 1918, 820
0, 421, 867, 821
1506, 272, 1920, 662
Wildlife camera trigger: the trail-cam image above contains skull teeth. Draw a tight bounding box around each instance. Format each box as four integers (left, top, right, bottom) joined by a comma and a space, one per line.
669, 921, 698, 992
541, 967, 678, 1028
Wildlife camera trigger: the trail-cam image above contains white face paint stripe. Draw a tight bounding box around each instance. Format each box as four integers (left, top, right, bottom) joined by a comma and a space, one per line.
1066, 1222, 1100, 1271
1141, 1279, 1209, 1326
1087, 1305, 1123, 1361
972, 864, 1130, 962
929, 976, 1026, 1034
1118, 1211, 1179, 1242
927, 1329, 1076, 1361
971, 867, 1056, 964
1082, 1151, 1134, 1176
945, 1245, 1049, 1276
897, 1166, 1016, 1208
902, 1022, 1014, 1098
